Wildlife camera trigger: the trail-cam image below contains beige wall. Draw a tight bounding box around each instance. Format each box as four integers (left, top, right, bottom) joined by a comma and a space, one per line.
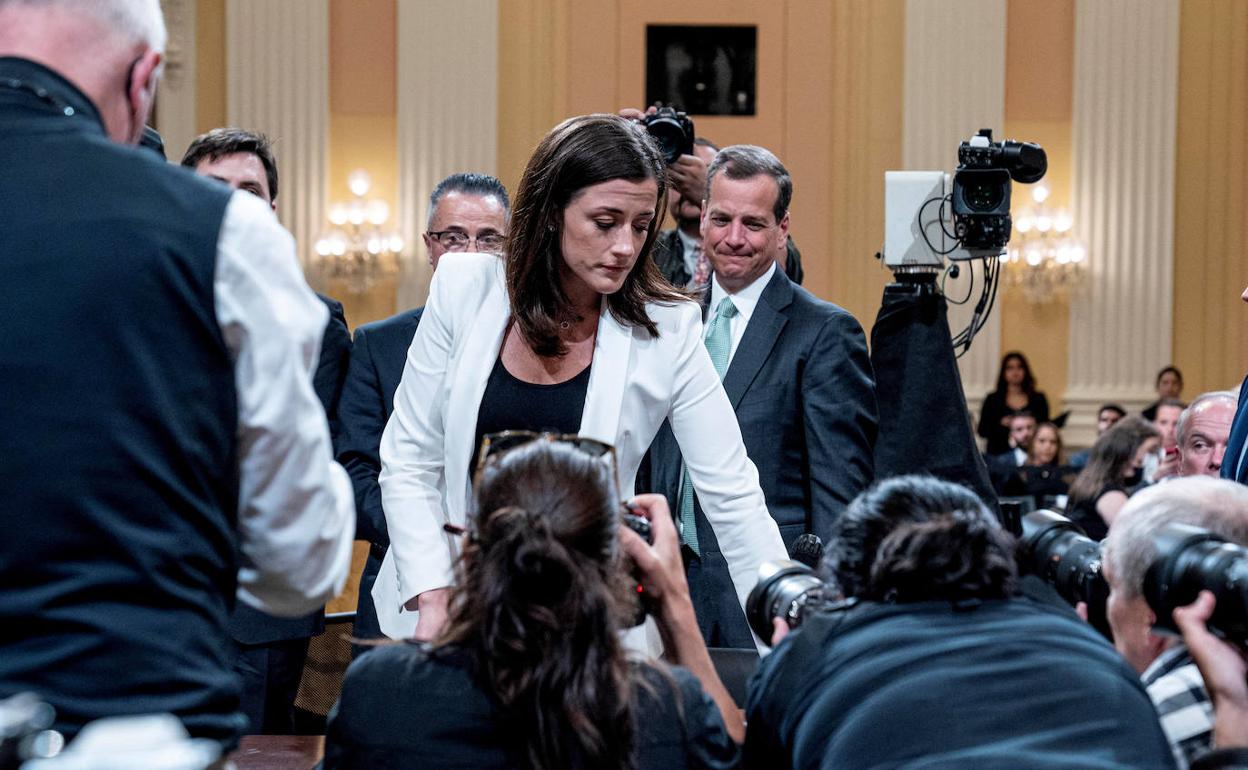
1173, 0, 1248, 395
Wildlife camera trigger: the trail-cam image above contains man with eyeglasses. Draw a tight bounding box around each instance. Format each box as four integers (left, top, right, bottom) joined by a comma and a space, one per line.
179, 126, 353, 736
337, 173, 510, 649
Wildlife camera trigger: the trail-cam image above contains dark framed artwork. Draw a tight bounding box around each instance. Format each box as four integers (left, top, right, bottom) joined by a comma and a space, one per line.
645, 25, 757, 116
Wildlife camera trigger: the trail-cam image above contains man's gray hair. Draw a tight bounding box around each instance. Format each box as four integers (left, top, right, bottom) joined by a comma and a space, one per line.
0, 0, 167, 50
1177, 390, 1239, 446
1103, 476, 1248, 600
705, 144, 792, 223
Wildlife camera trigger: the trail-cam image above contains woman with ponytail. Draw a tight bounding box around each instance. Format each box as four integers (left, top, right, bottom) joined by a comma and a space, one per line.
324, 439, 741, 769
745, 475, 1176, 769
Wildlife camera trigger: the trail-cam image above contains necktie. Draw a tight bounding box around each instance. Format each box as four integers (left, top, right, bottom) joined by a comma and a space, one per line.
678, 297, 738, 556
690, 242, 711, 289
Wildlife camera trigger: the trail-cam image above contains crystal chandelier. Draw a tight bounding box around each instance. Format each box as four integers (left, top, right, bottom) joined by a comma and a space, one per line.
1000, 183, 1086, 303
315, 170, 402, 293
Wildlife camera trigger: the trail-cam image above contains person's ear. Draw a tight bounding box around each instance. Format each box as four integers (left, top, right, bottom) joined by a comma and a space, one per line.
126, 49, 163, 144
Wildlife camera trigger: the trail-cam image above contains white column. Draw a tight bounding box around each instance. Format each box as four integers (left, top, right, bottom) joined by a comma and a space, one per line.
1065, 0, 1179, 446
225, 0, 330, 269
153, 0, 196, 162
902, 0, 1007, 420
394, 0, 500, 311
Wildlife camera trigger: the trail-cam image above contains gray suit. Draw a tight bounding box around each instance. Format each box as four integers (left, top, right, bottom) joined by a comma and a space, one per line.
642, 267, 877, 647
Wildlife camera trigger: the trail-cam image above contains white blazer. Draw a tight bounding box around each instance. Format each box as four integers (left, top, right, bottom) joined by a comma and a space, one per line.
375, 252, 786, 636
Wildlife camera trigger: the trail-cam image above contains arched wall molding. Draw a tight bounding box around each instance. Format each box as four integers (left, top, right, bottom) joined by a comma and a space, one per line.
394, 0, 499, 312
902, 0, 1007, 420
1064, 0, 1179, 446
225, 0, 330, 270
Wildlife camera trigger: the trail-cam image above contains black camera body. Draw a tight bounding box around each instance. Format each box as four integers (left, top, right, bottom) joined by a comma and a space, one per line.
1018, 509, 1111, 639
644, 106, 695, 166
1145, 522, 1248, 643
951, 128, 1047, 252
621, 506, 654, 627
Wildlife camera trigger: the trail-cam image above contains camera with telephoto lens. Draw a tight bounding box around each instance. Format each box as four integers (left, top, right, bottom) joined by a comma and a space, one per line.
745, 559, 832, 644
643, 106, 695, 166
1018, 509, 1111, 639
1144, 522, 1248, 643
952, 128, 1047, 252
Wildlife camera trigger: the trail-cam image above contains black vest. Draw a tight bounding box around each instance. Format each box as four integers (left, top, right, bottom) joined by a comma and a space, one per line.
0, 58, 245, 743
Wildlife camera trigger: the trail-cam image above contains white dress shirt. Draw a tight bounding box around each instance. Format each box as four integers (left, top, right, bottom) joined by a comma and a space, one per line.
214, 191, 356, 617
707, 260, 777, 363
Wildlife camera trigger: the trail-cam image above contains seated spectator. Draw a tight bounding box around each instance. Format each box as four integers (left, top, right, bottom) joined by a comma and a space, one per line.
1143, 366, 1185, 422
1177, 391, 1239, 478
979, 352, 1050, 456
986, 412, 1036, 494
1102, 477, 1248, 768
1070, 403, 1127, 469
1150, 398, 1187, 483
744, 475, 1175, 769
1020, 422, 1072, 501
1067, 416, 1161, 540
324, 438, 740, 769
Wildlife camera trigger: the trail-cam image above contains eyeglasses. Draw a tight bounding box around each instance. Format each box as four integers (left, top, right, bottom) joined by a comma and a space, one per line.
475, 430, 617, 483
427, 230, 506, 252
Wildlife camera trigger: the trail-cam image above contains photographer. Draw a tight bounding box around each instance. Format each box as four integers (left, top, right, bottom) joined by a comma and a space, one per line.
1102, 477, 1248, 768
325, 437, 741, 769
744, 475, 1174, 769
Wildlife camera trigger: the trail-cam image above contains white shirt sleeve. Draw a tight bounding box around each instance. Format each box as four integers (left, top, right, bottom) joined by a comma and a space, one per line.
214, 191, 356, 617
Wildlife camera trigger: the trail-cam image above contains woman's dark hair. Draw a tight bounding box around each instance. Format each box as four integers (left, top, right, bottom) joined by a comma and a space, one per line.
994, 351, 1036, 395
437, 441, 635, 770
506, 114, 686, 357
1068, 416, 1160, 507
820, 476, 1017, 604
1156, 365, 1183, 388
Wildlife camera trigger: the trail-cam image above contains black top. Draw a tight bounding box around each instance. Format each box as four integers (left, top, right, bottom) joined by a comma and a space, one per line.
323, 643, 740, 770
745, 598, 1175, 769
471, 355, 591, 471
978, 390, 1051, 455
0, 58, 244, 742
1067, 483, 1126, 541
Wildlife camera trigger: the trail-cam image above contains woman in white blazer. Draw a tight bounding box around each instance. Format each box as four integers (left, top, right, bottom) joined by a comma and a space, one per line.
376, 114, 786, 642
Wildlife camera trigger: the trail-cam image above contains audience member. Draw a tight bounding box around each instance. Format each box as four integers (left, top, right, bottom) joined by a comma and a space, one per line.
336, 172, 510, 647
745, 476, 1175, 769
1021, 421, 1071, 500
324, 439, 741, 769
1067, 416, 1161, 540
182, 127, 352, 734
979, 351, 1050, 455
1177, 391, 1239, 478
643, 145, 877, 649
1069, 403, 1127, 469
1150, 397, 1186, 483
986, 411, 1036, 495
0, 0, 354, 744
375, 114, 786, 644
1143, 366, 1185, 421
1102, 477, 1248, 768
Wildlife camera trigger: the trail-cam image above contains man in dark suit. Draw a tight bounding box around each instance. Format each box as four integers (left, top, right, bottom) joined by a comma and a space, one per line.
337, 173, 509, 648
645, 145, 877, 648
182, 128, 352, 734
1224, 285, 1248, 485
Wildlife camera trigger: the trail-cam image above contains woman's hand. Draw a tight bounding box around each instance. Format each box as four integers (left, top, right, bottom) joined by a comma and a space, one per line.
1173, 591, 1248, 749
409, 587, 450, 642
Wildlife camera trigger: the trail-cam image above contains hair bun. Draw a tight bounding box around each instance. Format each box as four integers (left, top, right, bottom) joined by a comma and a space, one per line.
511, 539, 574, 603
868, 515, 1016, 603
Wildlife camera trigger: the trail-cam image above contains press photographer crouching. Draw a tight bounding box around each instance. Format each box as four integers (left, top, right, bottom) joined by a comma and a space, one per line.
744, 475, 1175, 769
323, 436, 741, 769
1102, 476, 1248, 769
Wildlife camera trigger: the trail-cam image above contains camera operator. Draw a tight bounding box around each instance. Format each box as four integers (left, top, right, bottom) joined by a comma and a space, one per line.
1102, 477, 1248, 768
744, 475, 1174, 769
325, 437, 741, 769
1173, 592, 1248, 769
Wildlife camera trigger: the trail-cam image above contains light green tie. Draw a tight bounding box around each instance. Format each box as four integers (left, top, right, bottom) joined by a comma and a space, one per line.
679, 297, 738, 556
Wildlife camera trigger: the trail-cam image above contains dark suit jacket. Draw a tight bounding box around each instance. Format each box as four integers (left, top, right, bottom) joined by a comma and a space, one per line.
228, 293, 350, 645
335, 307, 423, 639
652, 228, 806, 287
646, 265, 876, 563
1223, 375, 1248, 484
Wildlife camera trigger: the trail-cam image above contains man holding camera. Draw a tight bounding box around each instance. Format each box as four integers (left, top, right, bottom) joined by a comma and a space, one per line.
745, 476, 1174, 769
1102, 476, 1248, 768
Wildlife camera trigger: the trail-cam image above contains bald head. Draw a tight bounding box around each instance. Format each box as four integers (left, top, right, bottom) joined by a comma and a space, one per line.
0, 0, 167, 144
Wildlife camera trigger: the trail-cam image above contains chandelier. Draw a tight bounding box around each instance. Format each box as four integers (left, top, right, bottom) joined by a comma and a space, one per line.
315, 170, 402, 293
1000, 183, 1086, 303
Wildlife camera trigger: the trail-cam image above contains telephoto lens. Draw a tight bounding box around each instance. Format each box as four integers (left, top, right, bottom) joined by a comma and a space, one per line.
1144, 522, 1248, 642
1018, 510, 1111, 639
642, 107, 695, 166
745, 560, 828, 644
